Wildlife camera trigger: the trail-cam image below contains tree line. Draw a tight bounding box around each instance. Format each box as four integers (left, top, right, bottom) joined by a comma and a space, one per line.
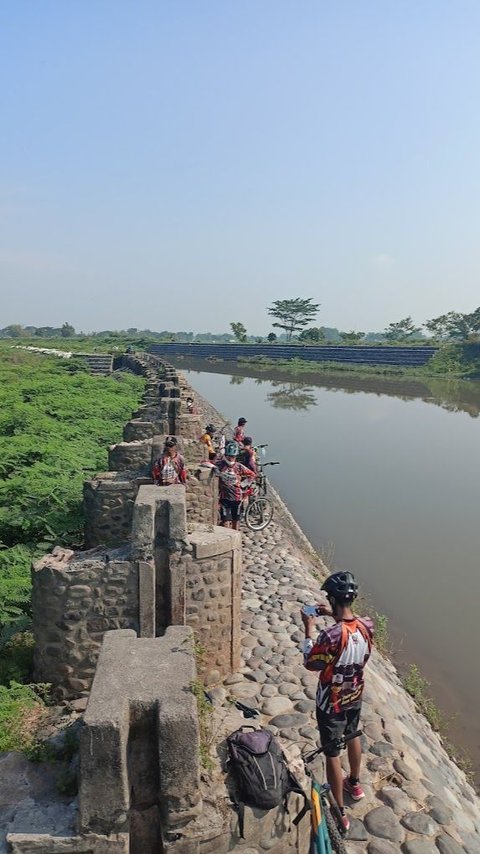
2, 302, 480, 346
231, 300, 480, 344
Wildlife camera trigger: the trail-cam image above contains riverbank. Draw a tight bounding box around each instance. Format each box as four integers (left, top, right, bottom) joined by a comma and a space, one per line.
187, 375, 480, 852
236, 341, 480, 380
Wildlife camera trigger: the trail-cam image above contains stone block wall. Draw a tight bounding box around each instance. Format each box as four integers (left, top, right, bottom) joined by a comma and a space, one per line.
185, 527, 242, 684
32, 546, 139, 699
186, 466, 218, 525
83, 472, 151, 548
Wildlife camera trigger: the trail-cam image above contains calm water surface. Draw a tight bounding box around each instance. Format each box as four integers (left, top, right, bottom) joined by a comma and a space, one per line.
176, 360, 480, 778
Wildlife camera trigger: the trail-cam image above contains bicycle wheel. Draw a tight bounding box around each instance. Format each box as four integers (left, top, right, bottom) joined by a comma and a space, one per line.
323, 802, 347, 854
244, 498, 274, 531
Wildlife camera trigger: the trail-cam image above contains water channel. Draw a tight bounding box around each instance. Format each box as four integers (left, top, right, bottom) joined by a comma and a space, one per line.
173, 357, 480, 781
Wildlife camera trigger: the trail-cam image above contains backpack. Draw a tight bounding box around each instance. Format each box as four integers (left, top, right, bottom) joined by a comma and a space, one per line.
226, 726, 309, 838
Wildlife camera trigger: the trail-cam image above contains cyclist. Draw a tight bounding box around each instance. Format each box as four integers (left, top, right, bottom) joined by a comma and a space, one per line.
237, 436, 256, 473
152, 437, 187, 486
185, 396, 197, 414
233, 417, 248, 447
216, 440, 255, 530
199, 423, 217, 461
301, 571, 374, 832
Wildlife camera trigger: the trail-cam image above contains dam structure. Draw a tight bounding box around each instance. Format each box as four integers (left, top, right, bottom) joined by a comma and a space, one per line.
6, 352, 480, 854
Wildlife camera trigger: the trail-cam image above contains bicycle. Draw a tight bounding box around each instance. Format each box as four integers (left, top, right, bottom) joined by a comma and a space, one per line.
302, 730, 362, 854
241, 459, 279, 531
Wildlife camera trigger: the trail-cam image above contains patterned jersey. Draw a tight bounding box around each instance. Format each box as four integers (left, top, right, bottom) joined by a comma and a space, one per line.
152, 452, 186, 486
237, 447, 257, 473
216, 459, 255, 501
303, 616, 374, 714
233, 426, 245, 445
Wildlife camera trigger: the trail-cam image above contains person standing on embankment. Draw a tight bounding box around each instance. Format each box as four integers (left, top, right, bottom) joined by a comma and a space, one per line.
301, 571, 374, 832
152, 437, 187, 486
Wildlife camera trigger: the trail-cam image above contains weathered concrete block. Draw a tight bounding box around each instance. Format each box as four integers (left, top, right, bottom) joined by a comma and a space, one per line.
6, 833, 129, 853
189, 528, 240, 560
176, 415, 203, 440
131, 485, 188, 561
123, 421, 155, 441
79, 627, 200, 846
108, 440, 152, 472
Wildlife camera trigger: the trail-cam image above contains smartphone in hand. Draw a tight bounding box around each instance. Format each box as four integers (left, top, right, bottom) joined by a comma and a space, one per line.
301, 605, 319, 617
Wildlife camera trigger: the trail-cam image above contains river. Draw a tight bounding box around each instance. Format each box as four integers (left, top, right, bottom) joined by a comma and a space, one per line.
174, 358, 480, 781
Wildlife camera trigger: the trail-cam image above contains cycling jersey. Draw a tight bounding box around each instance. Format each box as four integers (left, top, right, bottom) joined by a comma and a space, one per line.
303, 617, 373, 714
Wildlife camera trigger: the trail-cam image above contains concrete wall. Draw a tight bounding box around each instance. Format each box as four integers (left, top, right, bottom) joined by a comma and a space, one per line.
32, 357, 235, 699
21, 353, 311, 854
148, 341, 438, 367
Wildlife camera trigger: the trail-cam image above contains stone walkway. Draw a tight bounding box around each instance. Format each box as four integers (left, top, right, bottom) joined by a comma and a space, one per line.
191, 379, 480, 852
209, 518, 480, 853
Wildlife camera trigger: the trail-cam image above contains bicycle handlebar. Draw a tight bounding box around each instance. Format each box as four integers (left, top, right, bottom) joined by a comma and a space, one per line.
260, 461, 280, 467
303, 730, 362, 765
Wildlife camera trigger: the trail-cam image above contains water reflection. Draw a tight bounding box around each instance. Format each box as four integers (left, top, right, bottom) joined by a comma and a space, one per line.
266, 383, 318, 411
183, 358, 480, 419
172, 355, 480, 783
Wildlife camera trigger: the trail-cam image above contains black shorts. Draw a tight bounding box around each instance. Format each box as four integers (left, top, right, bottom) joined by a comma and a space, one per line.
316, 707, 361, 757
220, 499, 241, 522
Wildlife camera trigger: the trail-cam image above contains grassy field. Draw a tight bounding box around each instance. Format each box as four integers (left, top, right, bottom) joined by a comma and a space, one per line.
0, 346, 144, 749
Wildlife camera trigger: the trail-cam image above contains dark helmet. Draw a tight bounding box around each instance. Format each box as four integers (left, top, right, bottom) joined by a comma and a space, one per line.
164, 436, 177, 448
243, 436, 253, 446
321, 571, 358, 603
225, 440, 239, 457
238, 417, 247, 425
206, 423, 216, 434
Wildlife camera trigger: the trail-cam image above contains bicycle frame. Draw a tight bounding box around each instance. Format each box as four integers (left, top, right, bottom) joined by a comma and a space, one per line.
303, 730, 362, 849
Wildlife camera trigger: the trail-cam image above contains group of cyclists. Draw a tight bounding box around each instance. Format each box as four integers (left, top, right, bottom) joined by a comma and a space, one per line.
151, 392, 375, 843
152, 413, 261, 530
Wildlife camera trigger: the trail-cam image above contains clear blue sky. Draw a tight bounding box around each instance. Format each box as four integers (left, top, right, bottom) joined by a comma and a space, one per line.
1, 1, 479, 334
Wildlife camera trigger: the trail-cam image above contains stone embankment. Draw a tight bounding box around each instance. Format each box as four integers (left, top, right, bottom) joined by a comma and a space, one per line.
194, 387, 480, 853
1, 354, 479, 853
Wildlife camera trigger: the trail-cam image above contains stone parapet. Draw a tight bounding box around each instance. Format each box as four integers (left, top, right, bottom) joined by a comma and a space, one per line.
32, 545, 139, 699
79, 627, 201, 849
185, 526, 241, 684
83, 472, 151, 548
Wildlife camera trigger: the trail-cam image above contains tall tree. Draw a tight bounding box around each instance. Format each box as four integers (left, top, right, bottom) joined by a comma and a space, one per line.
267, 332, 277, 343
425, 308, 480, 341
267, 298, 320, 341
61, 322, 75, 338
298, 327, 325, 343
383, 317, 421, 342
230, 322, 247, 342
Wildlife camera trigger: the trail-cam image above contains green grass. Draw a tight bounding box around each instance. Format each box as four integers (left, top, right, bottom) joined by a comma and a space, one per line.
0, 346, 145, 754
402, 664, 443, 731
0, 347, 145, 633
0, 682, 46, 752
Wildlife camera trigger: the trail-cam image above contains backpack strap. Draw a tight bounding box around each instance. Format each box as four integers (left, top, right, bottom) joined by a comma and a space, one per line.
234, 800, 246, 839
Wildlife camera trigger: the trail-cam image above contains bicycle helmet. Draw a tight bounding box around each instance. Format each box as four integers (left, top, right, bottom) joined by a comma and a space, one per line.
206, 423, 216, 434
225, 441, 239, 457
164, 436, 177, 448
321, 571, 358, 603
238, 417, 247, 425
243, 436, 253, 446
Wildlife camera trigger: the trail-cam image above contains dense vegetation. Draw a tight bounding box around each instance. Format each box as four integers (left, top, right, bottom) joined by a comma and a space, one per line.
0, 347, 144, 749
